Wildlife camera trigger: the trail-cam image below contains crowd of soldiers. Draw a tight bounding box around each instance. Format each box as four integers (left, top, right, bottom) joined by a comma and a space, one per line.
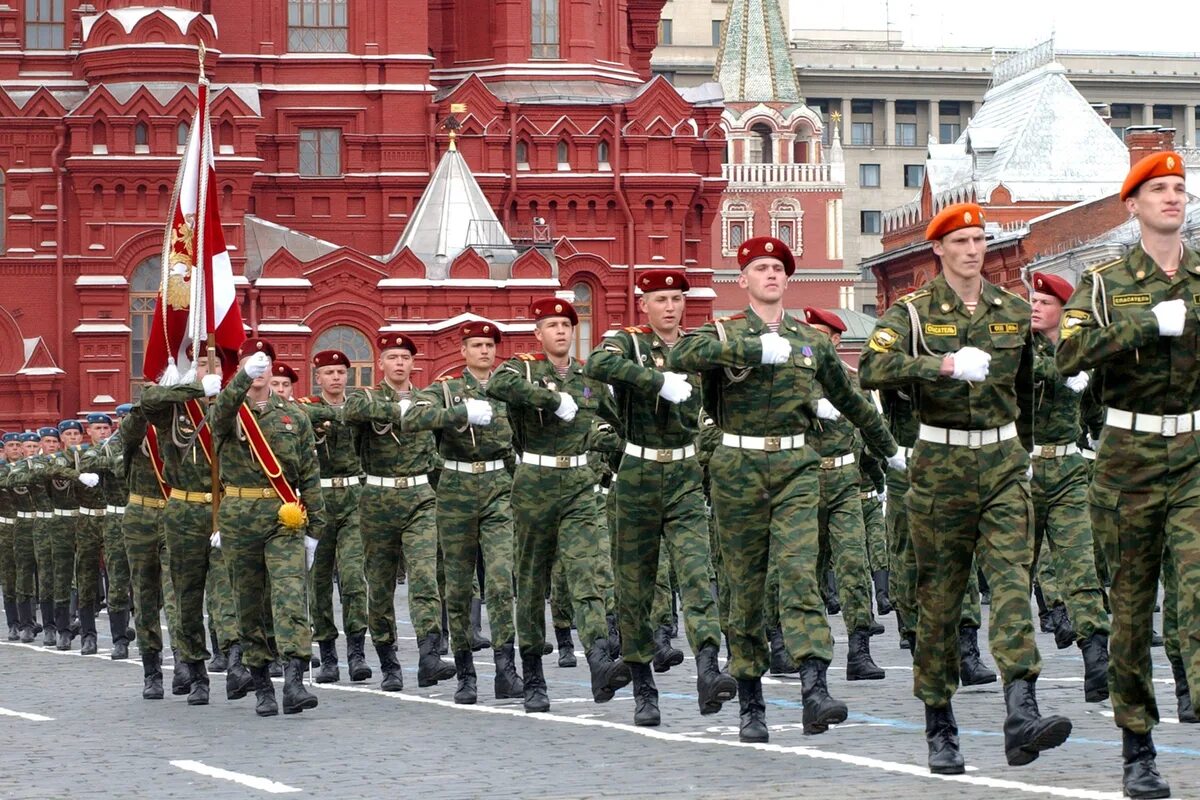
0, 150, 1194, 799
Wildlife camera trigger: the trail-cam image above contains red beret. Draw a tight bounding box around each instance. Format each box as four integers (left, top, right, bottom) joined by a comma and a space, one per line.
803, 307, 847, 333
460, 321, 502, 343
377, 333, 417, 355
271, 362, 299, 383
530, 297, 579, 326
238, 338, 276, 361
925, 202, 986, 241
737, 236, 795, 276
636, 269, 690, 294
1030, 272, 1074, 305
312, 349, 350, 369
1121, 151, 1186, 201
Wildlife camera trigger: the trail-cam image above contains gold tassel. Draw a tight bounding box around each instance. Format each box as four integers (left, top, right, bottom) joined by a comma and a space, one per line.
277, 501, 308, 529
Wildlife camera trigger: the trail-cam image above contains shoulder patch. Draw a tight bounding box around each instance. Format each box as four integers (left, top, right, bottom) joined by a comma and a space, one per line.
1060, 309, 1091, 339
868, 327, 900, 353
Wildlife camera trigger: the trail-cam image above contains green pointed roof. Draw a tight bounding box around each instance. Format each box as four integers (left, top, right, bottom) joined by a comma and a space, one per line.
713, 0, 800, 104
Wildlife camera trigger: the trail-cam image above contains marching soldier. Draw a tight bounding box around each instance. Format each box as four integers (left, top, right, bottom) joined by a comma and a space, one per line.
586, 269, 737, 726
669, 237, 901, 743
42, 421, 83, 652
1056, 152, 1195, 799
32, 427, 60, 645
7, 432, 42, 642
86, 412, 137, 660
0, 433, 20, 640
857, 452, 891, 617
860, 203, 1071, 775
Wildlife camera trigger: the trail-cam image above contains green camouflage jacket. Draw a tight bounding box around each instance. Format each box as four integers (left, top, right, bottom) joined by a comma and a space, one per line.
405, 369, 515, 464
343, 381, 439, 478
1032, 332, 1081, 446
141, 381, 219, 492
296, 395, 363, 478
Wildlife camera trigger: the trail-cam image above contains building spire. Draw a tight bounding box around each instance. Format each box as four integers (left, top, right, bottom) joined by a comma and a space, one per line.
713, 0, 800, 104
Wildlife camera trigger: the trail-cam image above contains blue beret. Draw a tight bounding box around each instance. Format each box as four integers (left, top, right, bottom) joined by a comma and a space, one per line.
58, 420, 83, 433
37, 427, 60, 439
19, 431, 39, 443
2, 432, 20, 443
86, 413, 112, 425
114, 404, 133, 416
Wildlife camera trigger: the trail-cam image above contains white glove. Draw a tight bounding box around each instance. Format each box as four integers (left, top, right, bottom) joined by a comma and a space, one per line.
815, 398, 841, 421
201, 373, 222, 397
554, 392, 578, 422
886, 450, 907, 472
657, 372, 693, 405
758, 332, 792, 365
1064, 372, 1089, 394
243, 351, 271, 378
1087, 434, 1099, 450
1152, 299, 1186, 337
304, 536, 319, 570
398, 398, 412, 416
950, 346, 991, 382
464, 398, 493, 426
209, 530, 221, 549
78, 472, 100, 488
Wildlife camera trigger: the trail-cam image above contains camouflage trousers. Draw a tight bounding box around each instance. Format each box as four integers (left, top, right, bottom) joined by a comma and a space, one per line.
34, 516, 53, 605
0, 520, 14, 603
613, 456, 721, 664
360, 482, 441, 646
1036, 539, 1064, 607
907, 437, 1041, 707
12, 517, 35, 602
711, 447, 832, 679
1162, 543, 1191, 673
207, 539, 241, 651
74, 515, 104, 611
814, 462, 876, 634
124, 503, 181, 654
104, 513, 131, 613
1032, 453, 1108, 641
437, 470, 515, 654
164, 498, 217, 662
512, 465, 607, 660
598, 487, 616, 616
862, 491, 888, 572
48, 515, 76, 605
708, 500, 729, 635
310, 484, 368, 643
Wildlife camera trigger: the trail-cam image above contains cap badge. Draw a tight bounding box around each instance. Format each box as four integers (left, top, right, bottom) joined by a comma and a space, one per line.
554, 304, 562, 313
964, 211, 973, 224
665, 276, 674, 285
764, 242, 774, 253
1167, 156, 1176, 169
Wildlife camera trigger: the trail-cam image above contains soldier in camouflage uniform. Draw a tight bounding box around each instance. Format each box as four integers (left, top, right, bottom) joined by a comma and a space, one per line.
7, 432, 41, 642
31, 427, 59, 644
0, 433, 21, 640
1055, 152, 1195, 799
41, 422, 82, 652
670, 237, 901, 743
85, 412, 137, 660
858, 451, 890, 616
405, 321, 524, 704
344, 332, 456, 691
586, 269, 738, 727
489, 297, 630, 714
861, 203, 1071, 775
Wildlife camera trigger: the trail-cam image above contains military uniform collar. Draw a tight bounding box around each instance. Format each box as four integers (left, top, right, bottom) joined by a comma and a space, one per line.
1130, 241, 1200, 281
460, 368, 491, 388
742, 305, 799, 334
929, 274, 1004, 315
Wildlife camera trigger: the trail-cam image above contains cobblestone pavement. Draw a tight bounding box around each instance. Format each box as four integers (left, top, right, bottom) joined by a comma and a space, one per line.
0, 590, 1196, 799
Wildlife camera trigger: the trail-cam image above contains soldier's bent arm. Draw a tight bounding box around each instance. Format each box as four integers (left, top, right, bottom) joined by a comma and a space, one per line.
818, 342, 897, 459
1055, 272, 1159, 376
403, 386, 465, 432
585, 332, 663, 395
295, 415, 327, 539
858, 303, 944, 389
342, 388, 405, 426
212, 369, 253, 441
667, 323, 762, 371
296, 399, 339, 427
140, 381, 206, 424
487, 359, 560, 411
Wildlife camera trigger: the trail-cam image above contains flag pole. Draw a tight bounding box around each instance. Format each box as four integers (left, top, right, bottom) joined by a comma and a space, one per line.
196, 38, 221, 538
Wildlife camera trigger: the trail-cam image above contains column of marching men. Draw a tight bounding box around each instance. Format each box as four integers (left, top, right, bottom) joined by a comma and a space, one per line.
0, 150, 1195, 800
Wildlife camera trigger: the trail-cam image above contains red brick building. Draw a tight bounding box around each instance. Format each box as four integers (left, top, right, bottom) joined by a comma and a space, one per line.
0, 0, 728, 429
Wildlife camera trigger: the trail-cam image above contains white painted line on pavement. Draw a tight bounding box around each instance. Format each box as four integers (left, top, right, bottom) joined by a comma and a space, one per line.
0, 706, 53, 721
1097, 709, 1179, 725
170, 760, 301, 794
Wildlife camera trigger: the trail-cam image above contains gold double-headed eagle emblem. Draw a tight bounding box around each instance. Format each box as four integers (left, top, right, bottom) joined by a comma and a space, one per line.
166, 213, 196, 310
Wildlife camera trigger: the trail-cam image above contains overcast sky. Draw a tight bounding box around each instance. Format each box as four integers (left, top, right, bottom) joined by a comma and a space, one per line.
791, 0, 1200, 54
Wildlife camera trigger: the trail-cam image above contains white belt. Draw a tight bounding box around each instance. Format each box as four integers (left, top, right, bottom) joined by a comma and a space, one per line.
521, 452, 588, 469
16, 512, 35, 519
1032, 443, 1078, 459
35, 511, 53, 519
443, 459, 506, 475
52, 509, 78, 517
365, 474, 428, 489
79, 507, 106, 517
1080, 447, 1097, 461
918, 422, 1018, 449
818, 453, 856, 470
720, 433, 806, 452
623, 442, 696, 463
320, 475, 362, 489
0, 517, 13, 524
106, 505, 125, 515
594, 485, 610, 495
1105, 408, 1200, 437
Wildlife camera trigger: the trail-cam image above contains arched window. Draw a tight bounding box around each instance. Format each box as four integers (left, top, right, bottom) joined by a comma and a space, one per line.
129, 256, 161, 400
749, 122, 773, 164
556, 140, 570, 170
312, 326, 375, 389
569, 282, 592, 358
516, 139, 529, 169
597, 140, 610, 170
134, 122, 149, 153
92, 119, 108, 155
219, 120, 235, 154
177, 120, 190, 152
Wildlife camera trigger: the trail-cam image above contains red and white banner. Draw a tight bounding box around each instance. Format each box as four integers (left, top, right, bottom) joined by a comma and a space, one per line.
142, 81, 244, 384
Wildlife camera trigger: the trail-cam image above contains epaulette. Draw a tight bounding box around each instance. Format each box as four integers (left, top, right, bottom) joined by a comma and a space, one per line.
896, 289, 929, 305
433, 375, 453, 383
297, 395, 320, 405
623, 325, 652, 334
714, 313, 746, 323
516, 353, 547, 362
1086, 257, 1124, 275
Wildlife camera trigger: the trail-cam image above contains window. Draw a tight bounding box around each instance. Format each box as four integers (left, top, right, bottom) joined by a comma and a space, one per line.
658, 18, 672, 45
859, 164, 880, 188
729, 221, 745, 247
711, 19, 723, 46
939, 101, 960, 116
287, 0, 348, 53
749, 123, 773, 164
860, 210, 882, 234
938, 122, 961, 144
26, 0, 64, 49
1109, 103, 1132, 119
904, 164, 925, 188
129, 257, 161, 400
556, 140, 570, 170
894, 122, 917, 147
313, 326, 374, 389
134, 122, 149, 154
850, 122, 874, 146
895, 100, 917, 115
1111, 126, 1126, 142
531, 0, 559, 59
851, 99, 875, 115
176, 120, 190, 152
861, 304, 877, 317
776, 221, 793, 248
1153, 104, 1174, 121
299, 128, 341, 176
597, 140, 610, 170
568, 283, 592, 359
516, 140, 529, 169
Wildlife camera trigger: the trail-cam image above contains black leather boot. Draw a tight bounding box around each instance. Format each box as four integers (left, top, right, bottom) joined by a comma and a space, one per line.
109, 609, 130, 660
1003, 679, 1072, 766
375, 643, 404, 692
187, 660, 210, 706
652, 624, 684, 673
207, 628, 228, 672
469, 597, 491, 652
251, 663, 278, 716
1122, 729, 1171, 798
314, 639, 340, 684
958, 625, 998, 686
735, 677, 768, 742
872, 570, 893, 615
630, 662, 661, 726
171, 648, 192, 696
346, 632, 372, 682
78, 605, 97, 655
1079, 632, 1109, 703
40, 600, 56, 646
1049, 605, 1075, 650
453, 651, 478, 705
1168, 653, 1197, 723
606, 614, 622, 656
521, 652, 550, 713
142, 650, 164, 700
493, 641, 524, 699
417, 633, 457, 687
4, 598, 19, 641
282, 657, 318, 714
226, 642, 255, 700
846, 628, 885, 680
17, 599, 35, 643
555, 627, 576, 667
55, 604, 72, 651
768, 627, 798, 675
799, 658, 847, 735
268, 658, 283, 678
925, 703, 965, 774
696, 644, 737, 715
586, 638, 632, 703
900, 630, 915, 651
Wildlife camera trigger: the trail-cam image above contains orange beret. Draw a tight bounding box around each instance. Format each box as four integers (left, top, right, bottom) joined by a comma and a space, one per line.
737, 236, 795, 276
636, 269, 689, 294
1030, 272, 1074, 305
460, 320, 502, 343
377, 333, 417, 355
312, 349, 350, 369
238, 338, 276, 361
1120, 151, 1186, 201
530, 297, 579, 326
803, 306, 846, 333
925, 202, 986, 241
271, 362, 299, 383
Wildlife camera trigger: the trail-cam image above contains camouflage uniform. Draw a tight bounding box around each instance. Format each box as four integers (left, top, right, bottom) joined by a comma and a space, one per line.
859, 453, 888, 575
96, 433, 133, 626
5, 457, 41, 638
0, 466, 15, 635
42, 448, 82, 634
10, 455, 57, 639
